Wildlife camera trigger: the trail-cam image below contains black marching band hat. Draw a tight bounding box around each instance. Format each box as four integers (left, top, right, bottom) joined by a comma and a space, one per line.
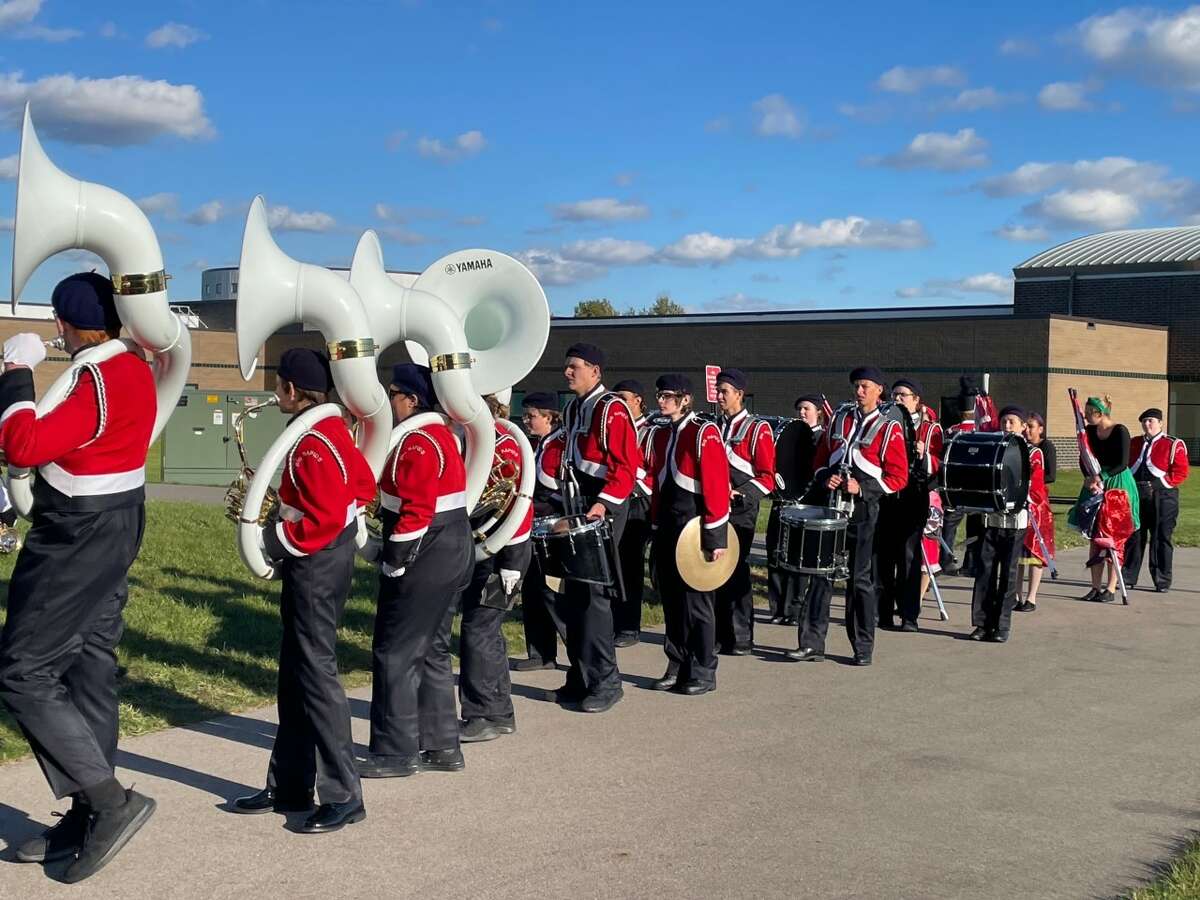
565, 342, 605, 367
390, 363, 435, 408
1139, 407, 1164, 421
51, 272, 121, 332
849, 366, 886, 387
521, 390, 559, 410
656, 373, 693, 394
277, 348, 333, 393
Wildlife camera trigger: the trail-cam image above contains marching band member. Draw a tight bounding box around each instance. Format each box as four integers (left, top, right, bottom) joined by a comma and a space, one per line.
234, 348, 376, 833
1016, 412, 1055, 612
647, 374, 730, 695
788, 367, 907, 666
358, 364, 473, 776
878, 378, 941, 633
767, 395, 824, 625
513, 391, 566, 671
555, 343, 639, 714
613, 379, 654, 647
714, 368, 775, 654
969, 406, 1043, 642
0, 274, 158, 879
1123, 408, 1189, 593
458, 394, 533, 743
941, 377, 981, 577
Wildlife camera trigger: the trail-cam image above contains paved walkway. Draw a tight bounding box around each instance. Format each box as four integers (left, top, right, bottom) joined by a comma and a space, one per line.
1, 549, 1197, 898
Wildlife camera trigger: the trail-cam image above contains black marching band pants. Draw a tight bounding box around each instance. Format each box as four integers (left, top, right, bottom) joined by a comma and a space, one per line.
552, 502, 627, 700
801, 493, 881, 658
765, 502, 805, 620
615, 512, 651, 638
652, 525, 717, 687
877, 491, 928, 627
268, 523, 360, 804
715, 523, 758, 650
520, 552, 562, 664
370, 517, 473, 758
0, 503, 145, 799
971, 526, 1023, 635
1123, 483, 1180, 591
459, 542, 532, 721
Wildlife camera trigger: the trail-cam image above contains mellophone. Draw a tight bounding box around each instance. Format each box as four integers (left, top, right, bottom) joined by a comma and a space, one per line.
771, 425, 1034, 581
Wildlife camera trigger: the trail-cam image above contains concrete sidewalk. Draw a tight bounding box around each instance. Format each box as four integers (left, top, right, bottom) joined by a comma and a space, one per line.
1, 549, 1197, 898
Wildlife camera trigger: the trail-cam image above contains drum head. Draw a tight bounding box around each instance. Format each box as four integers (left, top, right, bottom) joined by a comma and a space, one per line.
774, 420, 815, 500
999, 434, 1031, 510
675, 517, 740, 591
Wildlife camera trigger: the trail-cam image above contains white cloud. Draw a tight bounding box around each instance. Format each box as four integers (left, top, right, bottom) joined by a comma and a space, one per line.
551, 197, 650, 222
1038, 81, 1096, 111
995, 224, 1051, 242
659, 232, 749, 264
0, 152, 16, 179
136, 192, 179, 216
869, 128, 989, 172
876, 64, 965, 93
416, 129, 486, 161
513, 248, 605, 286
146, 22, 207, 49
266, 204, 336, 233
662, 216, 930, 265
751, 93, 805, 139
185, 200, 226, 225
0, 72, 214, 145
942, 87, 1020, 111
18, 24, 81, 41
978, 157, 1188, 203
837, 101, 891, 123
380, 225, 428, 245
700, 292, 779, 312
1075, 6, 1200, 89
999, 37, 1037, 56
559, 237, 656, 265
1025, 188, 1140, 229
751, 272, 781, 283
897, 272, 1014, 299
0, 0, 39, 29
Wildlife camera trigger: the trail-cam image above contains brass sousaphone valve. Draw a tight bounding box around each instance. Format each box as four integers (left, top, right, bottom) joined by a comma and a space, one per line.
223, 397, 281, 526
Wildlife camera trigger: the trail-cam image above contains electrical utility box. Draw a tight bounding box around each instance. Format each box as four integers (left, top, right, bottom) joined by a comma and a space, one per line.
162, 389, 288, 486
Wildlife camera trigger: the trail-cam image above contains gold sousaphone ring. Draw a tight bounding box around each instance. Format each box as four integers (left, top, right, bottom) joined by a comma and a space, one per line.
110, 270, 169, 295
430, 352, 473, 372
675, 517, 740, 592
327, 338, 377, 360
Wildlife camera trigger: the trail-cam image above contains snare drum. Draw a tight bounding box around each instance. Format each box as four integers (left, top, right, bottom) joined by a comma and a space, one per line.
531, 514, 617, 587
941, 431, 1030, 514
776, 504, 849, 577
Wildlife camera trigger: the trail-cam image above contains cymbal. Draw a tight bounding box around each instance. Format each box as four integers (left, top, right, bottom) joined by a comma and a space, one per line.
674, 517, 739, 592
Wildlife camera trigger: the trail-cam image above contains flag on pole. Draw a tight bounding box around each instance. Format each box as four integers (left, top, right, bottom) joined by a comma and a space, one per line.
1068, 387, 1101, 477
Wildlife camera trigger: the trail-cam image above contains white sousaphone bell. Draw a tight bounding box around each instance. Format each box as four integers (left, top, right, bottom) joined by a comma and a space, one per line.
232, 196, 392, 579
4, 104, 193, 518
348, 231, 549, 561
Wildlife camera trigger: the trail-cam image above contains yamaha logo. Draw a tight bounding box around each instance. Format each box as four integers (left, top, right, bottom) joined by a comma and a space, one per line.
447, 257, 494, 275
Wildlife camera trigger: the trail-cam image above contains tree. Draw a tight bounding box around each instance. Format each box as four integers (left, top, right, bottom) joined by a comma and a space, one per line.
573, 298, 618, 317
643, 293, 686, 316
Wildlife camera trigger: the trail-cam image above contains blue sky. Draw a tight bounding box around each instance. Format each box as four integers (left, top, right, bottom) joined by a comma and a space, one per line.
2, 0, 1199, 315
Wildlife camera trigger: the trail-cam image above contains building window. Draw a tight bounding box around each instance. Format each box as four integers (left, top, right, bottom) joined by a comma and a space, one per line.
215, 283, 223, 296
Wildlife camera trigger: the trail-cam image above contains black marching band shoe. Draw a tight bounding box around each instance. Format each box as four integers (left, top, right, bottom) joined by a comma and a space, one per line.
232, 786, 315, 814
512, 656, 556, 672
298, 800, 366, 834
16, 802, 90, 863
677, 680, 714, 696
786, 647, 824, 662
968, 627, 988, 641
652, 672, 679, 691
580, 689, 624, 714
419, 748, 466, 772
356, 753, 420, 779
62, 789, 156, 884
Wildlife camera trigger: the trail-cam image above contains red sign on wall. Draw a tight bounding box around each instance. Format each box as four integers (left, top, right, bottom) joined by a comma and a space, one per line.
705, 365, 720, 404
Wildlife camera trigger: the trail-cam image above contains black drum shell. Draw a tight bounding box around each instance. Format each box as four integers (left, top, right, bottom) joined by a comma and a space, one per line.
941, 431, 1031, 514
776, 504, 849, 575
531, 514, 616, 587
774, 420, 816, 501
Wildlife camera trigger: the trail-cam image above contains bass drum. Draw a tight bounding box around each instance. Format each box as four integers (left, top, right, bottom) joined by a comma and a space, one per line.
773, 419, 815, 501
942, 431, 1030, 514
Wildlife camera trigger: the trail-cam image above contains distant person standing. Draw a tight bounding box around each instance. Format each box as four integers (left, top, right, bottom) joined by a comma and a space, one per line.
1016, 412, 1056, 612
1123, 408, 1189, 593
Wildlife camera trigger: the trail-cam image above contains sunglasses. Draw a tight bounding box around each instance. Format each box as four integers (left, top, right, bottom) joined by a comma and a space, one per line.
656, 391, 684, 401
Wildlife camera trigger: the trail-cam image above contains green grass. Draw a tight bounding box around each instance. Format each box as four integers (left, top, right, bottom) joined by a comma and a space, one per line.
1126, 838, 1200, 899
145, 437, 163, 484
0, 501, 664, 762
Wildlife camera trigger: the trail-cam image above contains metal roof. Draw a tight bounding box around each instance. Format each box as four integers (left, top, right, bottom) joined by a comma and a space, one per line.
1014, 226, 1200, 277
553, 303, 1013, 328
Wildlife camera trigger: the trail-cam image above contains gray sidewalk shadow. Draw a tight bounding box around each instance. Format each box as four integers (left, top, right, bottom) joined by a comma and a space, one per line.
115, 748, 257, 804
0, 802, 40, 859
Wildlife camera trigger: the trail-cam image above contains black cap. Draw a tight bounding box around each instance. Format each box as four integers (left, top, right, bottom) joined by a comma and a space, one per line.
1139, 408, 1164, 421
892, 377, 923, 397
849, 366, 886, 387
998, 405, 1027, 422
794, 393, 823, 409
51, 272, 120, 331
277, 348, 333, 393
390, 363, 435, 409
656, 373, 693, 394
521, 390, 559, 410
715, 367, 748, 391
565, 342, 605, 367
613, 379, 645, 397
959, 375, 980, 396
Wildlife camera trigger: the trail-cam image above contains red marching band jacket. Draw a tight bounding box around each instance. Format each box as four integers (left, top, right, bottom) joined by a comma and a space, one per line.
812, 404, 909, 495
532, 427, 565, 517
916, 411, 943, 480
0, 344, 154, 510
379, 420, 468, 569
1023, 444, 1055, 563
633, 416, 655, 501
1129, 433, 1190, 489
265, 414, 377, 559
561, 384, 639, 510
722, 409, 777, 501
647, 413, 731, 552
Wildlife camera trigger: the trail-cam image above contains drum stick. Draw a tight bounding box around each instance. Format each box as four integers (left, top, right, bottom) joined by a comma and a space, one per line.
924, 562, 949, 621
1110, 548, 1130, 605
936, 535, 958, 569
